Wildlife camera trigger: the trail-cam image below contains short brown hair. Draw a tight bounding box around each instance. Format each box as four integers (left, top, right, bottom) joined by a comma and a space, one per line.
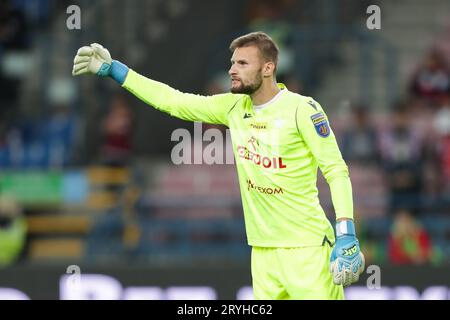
229, 31, 279, 70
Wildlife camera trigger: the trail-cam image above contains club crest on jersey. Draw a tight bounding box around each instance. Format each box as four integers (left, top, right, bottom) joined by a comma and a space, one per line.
311, 112, 330, 137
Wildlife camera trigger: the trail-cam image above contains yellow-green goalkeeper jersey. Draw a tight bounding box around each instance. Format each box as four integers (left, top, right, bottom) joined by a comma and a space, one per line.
122, 69, 353, 247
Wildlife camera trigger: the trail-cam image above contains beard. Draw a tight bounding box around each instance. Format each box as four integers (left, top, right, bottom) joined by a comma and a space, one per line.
231, 72, 263, 95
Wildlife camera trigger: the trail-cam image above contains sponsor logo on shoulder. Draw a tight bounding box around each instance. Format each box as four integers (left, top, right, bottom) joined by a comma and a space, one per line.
311, 112, 330, 137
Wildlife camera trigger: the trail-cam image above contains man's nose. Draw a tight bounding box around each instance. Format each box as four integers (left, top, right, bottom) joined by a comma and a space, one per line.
228, 66, 236, 76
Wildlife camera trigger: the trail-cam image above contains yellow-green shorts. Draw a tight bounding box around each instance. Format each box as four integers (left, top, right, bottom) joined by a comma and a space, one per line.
251, 244, 344, 300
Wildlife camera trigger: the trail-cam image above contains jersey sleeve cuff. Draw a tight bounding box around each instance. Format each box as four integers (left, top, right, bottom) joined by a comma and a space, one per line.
110, 60, 129, 85
336, 220, 356, 237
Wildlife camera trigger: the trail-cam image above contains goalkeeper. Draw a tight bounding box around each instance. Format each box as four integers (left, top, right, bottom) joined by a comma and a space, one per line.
72, 32, 364, 299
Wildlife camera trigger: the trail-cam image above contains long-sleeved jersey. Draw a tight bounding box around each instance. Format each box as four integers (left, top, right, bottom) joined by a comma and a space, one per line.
123, 69, 353, 247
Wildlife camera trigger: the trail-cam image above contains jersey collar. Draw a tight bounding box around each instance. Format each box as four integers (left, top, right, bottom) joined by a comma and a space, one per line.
253, 84, 287, 110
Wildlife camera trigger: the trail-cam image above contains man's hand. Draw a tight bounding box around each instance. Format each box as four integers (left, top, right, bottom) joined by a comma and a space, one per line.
72, 43, 112, 76
330, 219, 365, 287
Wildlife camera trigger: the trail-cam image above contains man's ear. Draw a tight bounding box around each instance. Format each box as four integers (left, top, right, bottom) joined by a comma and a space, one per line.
263, 61, 275, 77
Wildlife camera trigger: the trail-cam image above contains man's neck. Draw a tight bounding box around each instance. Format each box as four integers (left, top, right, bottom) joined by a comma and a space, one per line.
250, 80, 281, 106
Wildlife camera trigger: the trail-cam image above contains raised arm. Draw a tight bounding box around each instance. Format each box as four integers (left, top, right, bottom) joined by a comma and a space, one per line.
72, 43, 241, 126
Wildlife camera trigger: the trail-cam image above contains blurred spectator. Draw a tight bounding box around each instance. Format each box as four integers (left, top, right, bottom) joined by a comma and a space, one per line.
388, 209, 434, 265
0, 196, 26, 267
246, 0, 294, 24
203, 72, 229, 134
0, 0, 31, 124
410, 49, 450, 107
279, 72, 303, 93
245, 0, 295, 80
379, 101, 425, 214
0, 117, 41, 168
10, 103, 81, 169
10, 0, 51, 28
0, 0, 30, 50
99, 93, 134, 167
41, 77, 81, 168
434, 24, 450, 67
0, 122, 13, 167
204, 72, 229, 96
41, 102, 82, 168
432, 94, 450, 194
354, 208, 386, 266
341, 104, 380, 165
430, 97, 450, 210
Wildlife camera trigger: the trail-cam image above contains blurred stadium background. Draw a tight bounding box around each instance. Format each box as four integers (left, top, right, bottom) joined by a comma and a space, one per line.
0, 0, 450, 299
